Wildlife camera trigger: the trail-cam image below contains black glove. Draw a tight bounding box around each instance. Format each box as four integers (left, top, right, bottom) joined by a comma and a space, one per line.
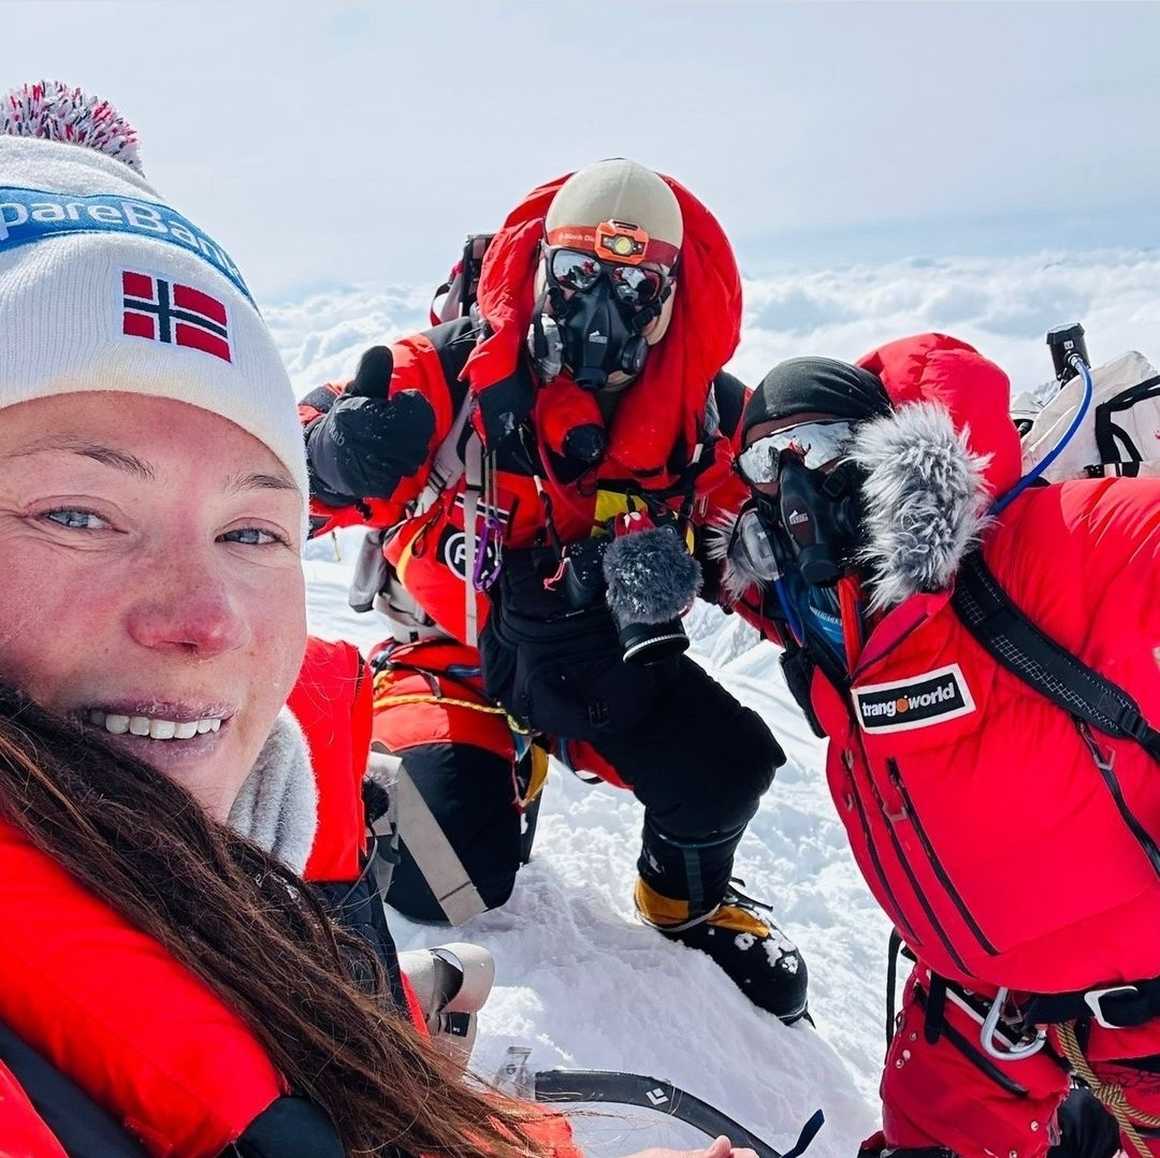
305, 345, 435, 502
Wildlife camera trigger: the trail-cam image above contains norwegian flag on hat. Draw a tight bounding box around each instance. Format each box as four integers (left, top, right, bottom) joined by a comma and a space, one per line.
121, 271, 231, 363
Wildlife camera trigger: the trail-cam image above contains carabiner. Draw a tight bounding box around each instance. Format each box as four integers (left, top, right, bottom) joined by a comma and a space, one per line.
979, 986, 1046, 1061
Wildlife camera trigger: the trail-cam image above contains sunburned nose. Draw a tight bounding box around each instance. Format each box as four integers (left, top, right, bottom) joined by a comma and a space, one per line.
126, 585, 249, 659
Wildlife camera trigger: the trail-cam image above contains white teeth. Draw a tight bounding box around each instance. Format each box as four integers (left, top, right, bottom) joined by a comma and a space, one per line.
89, 711, 223, 740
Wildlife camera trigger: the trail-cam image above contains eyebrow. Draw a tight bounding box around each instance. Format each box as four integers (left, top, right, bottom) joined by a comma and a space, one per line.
5, 437, 297, 494
224, 470, 299, 494
7, 436, 155, 480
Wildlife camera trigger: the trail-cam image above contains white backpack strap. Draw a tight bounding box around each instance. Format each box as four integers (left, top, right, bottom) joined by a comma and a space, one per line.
389, 750, 488, 925
348, 528, 389, 613
462, 432, 484, 648
414, 392, 475, 517
367, 747, 402, 896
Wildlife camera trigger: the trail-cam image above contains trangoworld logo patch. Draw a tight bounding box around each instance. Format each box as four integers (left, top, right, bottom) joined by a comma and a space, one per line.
851, 664, 976, 734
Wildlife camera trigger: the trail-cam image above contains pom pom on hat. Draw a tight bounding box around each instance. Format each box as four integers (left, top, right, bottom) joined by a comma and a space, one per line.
2, 80, 143, 174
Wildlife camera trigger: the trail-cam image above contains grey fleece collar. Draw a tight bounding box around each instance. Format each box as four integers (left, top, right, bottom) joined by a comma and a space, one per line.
227, 708, 318, 874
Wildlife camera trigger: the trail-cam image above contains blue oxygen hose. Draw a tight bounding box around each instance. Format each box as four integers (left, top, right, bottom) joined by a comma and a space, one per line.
991, 353, 1093, 515
773, 575, 805, 646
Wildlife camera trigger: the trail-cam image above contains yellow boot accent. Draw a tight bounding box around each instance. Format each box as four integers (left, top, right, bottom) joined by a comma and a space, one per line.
634, 877, 693, 927
701, 903, 772, 939
634, 878, 774, 938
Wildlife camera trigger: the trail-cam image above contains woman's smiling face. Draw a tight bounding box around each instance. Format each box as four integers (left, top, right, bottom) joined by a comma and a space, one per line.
0, 392, 307, 820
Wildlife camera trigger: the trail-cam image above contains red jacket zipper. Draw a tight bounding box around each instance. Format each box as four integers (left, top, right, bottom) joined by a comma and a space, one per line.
887, 758, 1000, 957
854, 741, 970, 975
840, 748, 923, 949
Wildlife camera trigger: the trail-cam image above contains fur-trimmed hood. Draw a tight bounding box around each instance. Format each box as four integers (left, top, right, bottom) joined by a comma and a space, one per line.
718, 333, 1024, 610
852, 333, 1021, 607
847, 400, 992, 608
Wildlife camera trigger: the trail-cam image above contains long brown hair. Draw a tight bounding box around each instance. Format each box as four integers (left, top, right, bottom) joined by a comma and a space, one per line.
0, 686, 555, 1158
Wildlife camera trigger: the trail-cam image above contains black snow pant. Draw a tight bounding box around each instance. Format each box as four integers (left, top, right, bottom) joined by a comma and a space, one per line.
385, 549, 785, 923
591, 654, 782, 912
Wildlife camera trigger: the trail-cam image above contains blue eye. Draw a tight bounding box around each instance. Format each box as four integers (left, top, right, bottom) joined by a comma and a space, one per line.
44, 509, 109, 530
221, 527, 286, 547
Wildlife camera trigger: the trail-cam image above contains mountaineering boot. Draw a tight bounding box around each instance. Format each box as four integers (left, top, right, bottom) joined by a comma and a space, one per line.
635, 816, 807, 1022
635, 876, 809, 1024
397, 942, 495, 1067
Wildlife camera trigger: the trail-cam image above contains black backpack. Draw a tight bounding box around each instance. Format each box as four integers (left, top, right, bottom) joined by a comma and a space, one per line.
952, 550, 1160, 766
429, 233, 494, 326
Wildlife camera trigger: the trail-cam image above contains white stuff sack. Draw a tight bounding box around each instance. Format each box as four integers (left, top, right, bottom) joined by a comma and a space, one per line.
1019, 351, 1160, 481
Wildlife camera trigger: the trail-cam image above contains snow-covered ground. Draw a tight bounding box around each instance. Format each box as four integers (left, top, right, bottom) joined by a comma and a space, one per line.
304, 533, 887, 1158
289, 249, 1158, 1155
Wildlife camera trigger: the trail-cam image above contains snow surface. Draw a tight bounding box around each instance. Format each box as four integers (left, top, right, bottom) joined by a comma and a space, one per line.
304, 533, 888, 1158
291, 249, 1153, 1154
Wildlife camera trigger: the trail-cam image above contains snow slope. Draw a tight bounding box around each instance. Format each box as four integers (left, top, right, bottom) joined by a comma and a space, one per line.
291, 246, 1146, 1153
305, 534, 888, 1158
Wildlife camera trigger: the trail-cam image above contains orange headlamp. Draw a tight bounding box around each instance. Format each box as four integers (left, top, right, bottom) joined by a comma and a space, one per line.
546, 219, 680, 269
594, 219, 650, 265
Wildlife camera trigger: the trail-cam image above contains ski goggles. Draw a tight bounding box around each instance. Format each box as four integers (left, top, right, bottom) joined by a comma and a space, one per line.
547, 247, 669, 309
731, 506, 782, 582
737, 419, 856, 489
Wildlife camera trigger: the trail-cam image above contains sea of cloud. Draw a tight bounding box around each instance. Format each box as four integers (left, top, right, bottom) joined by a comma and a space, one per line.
269, 247, 1160, 402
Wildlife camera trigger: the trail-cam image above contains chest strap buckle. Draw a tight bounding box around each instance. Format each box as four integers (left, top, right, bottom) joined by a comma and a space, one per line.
1085, 985, 1142, 1030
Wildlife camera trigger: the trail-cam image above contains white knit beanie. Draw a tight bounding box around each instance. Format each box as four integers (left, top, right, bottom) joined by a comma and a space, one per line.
0, 82, 307, 496
545, 159, 683, 265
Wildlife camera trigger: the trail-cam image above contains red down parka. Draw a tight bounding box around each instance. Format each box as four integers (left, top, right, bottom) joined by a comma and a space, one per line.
0, 638, 374, 1158
0, 1058, 68, 1158
301, 171, 750, 644
805, 333, 1160, 994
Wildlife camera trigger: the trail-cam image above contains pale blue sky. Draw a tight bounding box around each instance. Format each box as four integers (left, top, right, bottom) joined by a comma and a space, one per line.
4, 1, 1159, 300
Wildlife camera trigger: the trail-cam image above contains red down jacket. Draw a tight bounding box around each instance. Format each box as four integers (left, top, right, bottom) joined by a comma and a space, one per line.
802, 333, 1160, 994
0, 1059, 68, 1158
301, 171, 750, 644
0, 637, 374, 1157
